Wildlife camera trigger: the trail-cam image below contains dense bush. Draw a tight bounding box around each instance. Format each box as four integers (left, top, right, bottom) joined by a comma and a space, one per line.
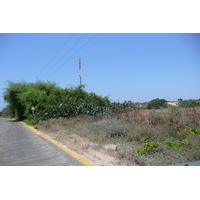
147, 98, 168, 109
3, 81, 111, 121
34, 101, 109, 120
3, 81, 68, 120
179, 99, 200, 107
34, 97, 137, 121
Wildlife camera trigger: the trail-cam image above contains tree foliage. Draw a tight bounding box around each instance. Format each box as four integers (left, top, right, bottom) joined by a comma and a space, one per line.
3, 81, 111, 120
178, 99, 200, 107
147, 98, 168, 109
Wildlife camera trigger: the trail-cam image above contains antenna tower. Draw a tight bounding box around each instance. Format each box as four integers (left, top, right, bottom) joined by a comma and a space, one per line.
78, 58, 82, 86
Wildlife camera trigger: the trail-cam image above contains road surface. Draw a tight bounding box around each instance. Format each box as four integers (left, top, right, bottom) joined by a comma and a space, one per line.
0, 118, 88, 166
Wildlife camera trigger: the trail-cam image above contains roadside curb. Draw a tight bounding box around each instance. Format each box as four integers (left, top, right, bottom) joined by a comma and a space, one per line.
21, 122, 94, 166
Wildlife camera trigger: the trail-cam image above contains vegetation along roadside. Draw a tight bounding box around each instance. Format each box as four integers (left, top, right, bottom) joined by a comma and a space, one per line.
1, 81, 200, 166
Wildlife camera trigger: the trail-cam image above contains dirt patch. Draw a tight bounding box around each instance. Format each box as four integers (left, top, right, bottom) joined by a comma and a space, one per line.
39, 130, 121, 166
167, 101, 178, 106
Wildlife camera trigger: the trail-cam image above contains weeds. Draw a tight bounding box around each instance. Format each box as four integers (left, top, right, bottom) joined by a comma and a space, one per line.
23, 119, 38, 126
165, 141, 182, 148
84, 118, 135, 139
137, 142, 160, 155
37, 107, 200, 166
181, 139, 192, 146
187, 127, 200, 135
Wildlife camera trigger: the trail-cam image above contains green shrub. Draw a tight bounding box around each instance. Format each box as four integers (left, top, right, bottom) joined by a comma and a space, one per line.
137, 147, 148, 155
165, 141, 182, 147
143, 142, 159, 149
187, 127, 200, 135
147, 98, 168, 109
23, 119, 38, 126
181, 139, 191, 146
137, 142, 159, 155
179, 99, 200, 107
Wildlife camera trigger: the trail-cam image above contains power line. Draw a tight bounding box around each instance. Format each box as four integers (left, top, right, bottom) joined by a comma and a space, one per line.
42, 34, 86, 79
47, 33, 98, 79
37, 33, 74, 79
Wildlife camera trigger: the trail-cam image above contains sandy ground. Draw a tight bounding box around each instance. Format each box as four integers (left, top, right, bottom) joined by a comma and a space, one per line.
167, 101, 178, 106
39, 130, 121, 166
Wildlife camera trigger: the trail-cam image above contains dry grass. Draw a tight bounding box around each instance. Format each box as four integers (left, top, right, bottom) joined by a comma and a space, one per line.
37, 107, 200, 166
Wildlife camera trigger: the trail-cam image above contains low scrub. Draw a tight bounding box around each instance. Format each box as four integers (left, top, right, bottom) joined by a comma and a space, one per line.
83, 118, 135, 139
84, 107, 200, 165
187, 127, 200, 135
23, 119, 38, 126
137, 142, 159, 155
37, 107, 200, 166
165, 141, 182, 148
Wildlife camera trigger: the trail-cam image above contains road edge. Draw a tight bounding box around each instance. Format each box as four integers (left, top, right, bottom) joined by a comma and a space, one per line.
21, 122, 94, 166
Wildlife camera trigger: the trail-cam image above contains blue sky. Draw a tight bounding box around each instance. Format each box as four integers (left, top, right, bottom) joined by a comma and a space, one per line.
0, 33, 199, 110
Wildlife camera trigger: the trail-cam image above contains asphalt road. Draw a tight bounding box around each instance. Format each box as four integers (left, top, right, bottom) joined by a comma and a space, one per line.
0, 118, 86, 166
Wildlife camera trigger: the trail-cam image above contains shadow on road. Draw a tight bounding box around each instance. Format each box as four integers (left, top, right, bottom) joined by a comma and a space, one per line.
10, 120, 19, 122
3, 119, 19, 122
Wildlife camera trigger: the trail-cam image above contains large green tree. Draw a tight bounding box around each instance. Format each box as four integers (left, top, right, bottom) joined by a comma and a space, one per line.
3, 81, 67, 120
3, 81, 27, 119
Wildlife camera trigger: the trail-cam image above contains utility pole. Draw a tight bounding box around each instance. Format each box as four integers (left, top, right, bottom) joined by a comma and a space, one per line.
78, 58, 82, 86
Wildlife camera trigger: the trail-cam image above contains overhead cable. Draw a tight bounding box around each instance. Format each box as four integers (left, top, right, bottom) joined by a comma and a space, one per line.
42, 34, 86, 79
37, 33, 74, 78
47, 33, 98, 79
